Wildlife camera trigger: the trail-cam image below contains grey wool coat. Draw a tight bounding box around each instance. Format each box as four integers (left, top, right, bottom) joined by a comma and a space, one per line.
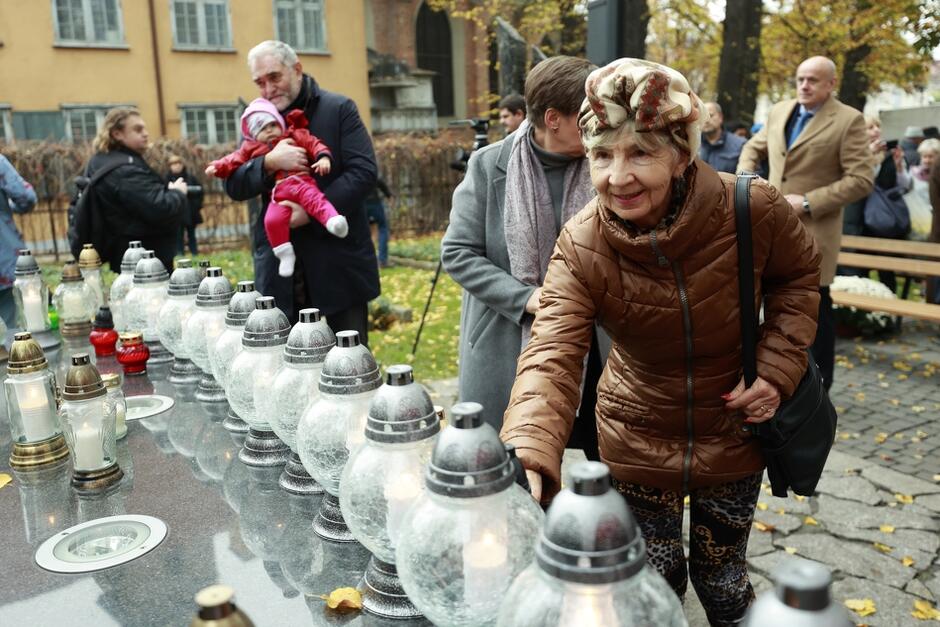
441, 133, 611, 431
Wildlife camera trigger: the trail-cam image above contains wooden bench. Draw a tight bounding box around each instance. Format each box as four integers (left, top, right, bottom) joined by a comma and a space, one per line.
837, 252, 940, 277
830, 290, 940, 323
840, 235, 940, 259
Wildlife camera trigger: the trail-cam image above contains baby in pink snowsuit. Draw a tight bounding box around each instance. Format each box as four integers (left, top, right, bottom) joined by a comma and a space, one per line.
206, 98, 347, 277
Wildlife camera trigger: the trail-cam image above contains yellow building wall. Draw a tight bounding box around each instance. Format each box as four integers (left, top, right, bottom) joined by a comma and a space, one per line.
0, 0, 371, 137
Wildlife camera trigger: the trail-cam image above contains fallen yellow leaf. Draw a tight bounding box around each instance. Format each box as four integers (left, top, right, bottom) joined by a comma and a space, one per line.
775, 508, 786, 515
879, 525, 895, 533
873, 542, 893, 554
753, 521, 775, 532
794, 495, 806, 502
911, 599, 940, 620
756, 502, 768, 511
320, 587, 363, 611
911, 405, 926, 414
845, 598, 877, 617
0, 473, 11, 490
875, 432, 888, 443
804, 516, 819, 526
933, 474, 940, 482
902, 556, 915, 567
784, 546, 798, 555
855, 392, 867, 402
895, 493, 915, 505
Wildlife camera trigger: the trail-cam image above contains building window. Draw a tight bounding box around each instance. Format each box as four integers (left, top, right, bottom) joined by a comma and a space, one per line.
180, 106, 239, 144
62, 107, 111, 142
53, 0, 124, 46
171, 0, 232, 49
274, 0, 327, 53
11, 112, 67, 141
0, 107, 12, 142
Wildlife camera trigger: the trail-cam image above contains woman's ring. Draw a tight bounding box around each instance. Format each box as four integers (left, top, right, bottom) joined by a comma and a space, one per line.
759, 405, 768, 414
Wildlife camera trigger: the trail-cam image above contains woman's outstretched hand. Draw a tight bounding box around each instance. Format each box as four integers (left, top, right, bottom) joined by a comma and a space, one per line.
723, 376, 781, 424
526, 469, 542, 502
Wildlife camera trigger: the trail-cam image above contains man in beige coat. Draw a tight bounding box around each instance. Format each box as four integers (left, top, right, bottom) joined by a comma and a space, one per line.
738, 56, 873, 390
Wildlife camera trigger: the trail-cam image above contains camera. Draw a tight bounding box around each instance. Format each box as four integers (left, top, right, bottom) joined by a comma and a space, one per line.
885, 139, 898, 151
448, 118, 490, 172
186, 185, 202, 197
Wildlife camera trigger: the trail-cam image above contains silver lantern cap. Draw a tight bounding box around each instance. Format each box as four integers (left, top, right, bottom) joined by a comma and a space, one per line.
241, 296, 290, 348
167, 259, 201, 296
425, 401, 514, 498
744, 560, 852, 627
14, 249, 40, 276
365, 365, 440, 444
132, 251, 169, 284
120, 241, 145, 273
225, 281, 260, 327
194, 267, 233, 307
536, 461, 646, 584
317, 330, 381, 395
284, 308, 335, 364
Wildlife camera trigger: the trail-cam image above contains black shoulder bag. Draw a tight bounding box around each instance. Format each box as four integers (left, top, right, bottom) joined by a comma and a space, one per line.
733, 175, 838, 498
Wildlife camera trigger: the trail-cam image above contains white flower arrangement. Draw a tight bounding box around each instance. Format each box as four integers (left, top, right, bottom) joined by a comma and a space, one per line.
830, 276, 896, 333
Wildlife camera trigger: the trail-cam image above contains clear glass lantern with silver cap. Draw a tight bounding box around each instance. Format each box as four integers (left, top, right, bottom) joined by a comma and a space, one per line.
340, 364, 440, 619
395, 401, 544, 627
157, 259, 202, 384
12, 249, 52, 335
209, 280, 261, 434
296, 329, 382, 542
497, 461, 686, 627
181, 266, 233, 402
54, 261, 97, 338
123, 251, 171, 364
109, 241, 144, 332
58, 353, 123, 492
78, 243, 105, 312
265, 307, 335, 494
3, 332, 69, 468
744, 559, 851, 627
229, 296, 292, 467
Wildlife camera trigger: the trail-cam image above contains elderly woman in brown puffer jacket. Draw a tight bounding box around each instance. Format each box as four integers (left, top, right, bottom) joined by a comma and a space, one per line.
500, 59, 821, 627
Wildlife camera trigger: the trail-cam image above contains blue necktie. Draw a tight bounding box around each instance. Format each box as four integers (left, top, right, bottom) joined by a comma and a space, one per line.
787, 110, 813, 149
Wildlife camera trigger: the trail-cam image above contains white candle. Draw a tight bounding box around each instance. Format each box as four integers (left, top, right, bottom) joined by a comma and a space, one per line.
384, 471, 421, 544
62, 290, 87, 321
83, 271, 105, 310
115, 401, 127, 439
462, 530, 510, 608
14, 382, 56, 441
22, 292, 47, 331
73, 421, 104, 470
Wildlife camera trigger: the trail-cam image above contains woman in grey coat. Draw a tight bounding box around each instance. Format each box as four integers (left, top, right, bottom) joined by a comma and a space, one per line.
441, 56, 609, 457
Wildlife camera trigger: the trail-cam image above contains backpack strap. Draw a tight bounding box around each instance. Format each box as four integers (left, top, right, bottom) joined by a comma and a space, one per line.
80, 152, 132, 191
733, 174, 760, 388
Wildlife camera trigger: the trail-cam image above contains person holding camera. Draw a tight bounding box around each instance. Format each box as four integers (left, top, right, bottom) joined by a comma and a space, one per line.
83, 108, 186, 272
166, 154, 204, 256
441, 56, 609, 461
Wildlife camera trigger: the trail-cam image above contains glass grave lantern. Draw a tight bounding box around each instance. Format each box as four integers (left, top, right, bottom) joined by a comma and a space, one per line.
157, 259, 202, 385
181, 267, 232, 403
395, 402, 544, 627
58, 353, 123, 492
109, 240, 144, 332
123, 251, 172, 365
340, 364, 440, 619
78, 243, 105, 312
497, 462, 686, 627
89, 307, 119, 357
266, 308, 335, 494
296, 330, 382, 542
209, 280, 261, 434
4, 332, 69, 468
229, 296, 291, 467
54, 261, 97, 339
744, 560, 852, 627
12, 249, 53, 337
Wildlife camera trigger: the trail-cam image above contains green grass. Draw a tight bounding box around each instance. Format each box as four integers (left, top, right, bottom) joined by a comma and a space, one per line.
388, 235, 443, 262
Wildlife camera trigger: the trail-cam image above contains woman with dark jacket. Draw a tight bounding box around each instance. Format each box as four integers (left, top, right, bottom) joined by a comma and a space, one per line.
86, 108, 186, 272
500, 59, 821, 626
165, 154, 204, 255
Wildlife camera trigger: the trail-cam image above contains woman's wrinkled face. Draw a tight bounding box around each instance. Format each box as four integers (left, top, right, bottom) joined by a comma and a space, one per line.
589, 133, 687, 228
866, 121, 882, 143
921, 150, 937, 172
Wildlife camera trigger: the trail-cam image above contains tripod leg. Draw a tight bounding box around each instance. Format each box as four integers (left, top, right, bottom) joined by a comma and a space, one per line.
411, 259, 444, 356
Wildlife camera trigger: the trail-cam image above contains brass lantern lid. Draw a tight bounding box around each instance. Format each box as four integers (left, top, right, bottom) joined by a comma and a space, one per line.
101, 373, 121, 389
61, 261, 83, 283
14, 249, 41, 276
78, 244, 102, 268
8, 332, 49, 374
119, 332, 144, 346
62, 354, 106, 400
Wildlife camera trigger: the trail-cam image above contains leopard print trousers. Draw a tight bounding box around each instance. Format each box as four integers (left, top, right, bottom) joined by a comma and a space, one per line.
613, 472, 763, 627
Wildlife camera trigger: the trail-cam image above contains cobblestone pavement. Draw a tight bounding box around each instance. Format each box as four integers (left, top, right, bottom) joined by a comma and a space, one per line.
423, 321, 940, 625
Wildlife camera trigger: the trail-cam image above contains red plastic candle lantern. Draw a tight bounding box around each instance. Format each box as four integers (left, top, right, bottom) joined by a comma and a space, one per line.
116, 332, 150, 376
89, 307, 120, 357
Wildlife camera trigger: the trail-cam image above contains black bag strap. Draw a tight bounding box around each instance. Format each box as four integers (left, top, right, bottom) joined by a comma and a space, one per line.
733, 175, 760, 387
76, 153, 131, 195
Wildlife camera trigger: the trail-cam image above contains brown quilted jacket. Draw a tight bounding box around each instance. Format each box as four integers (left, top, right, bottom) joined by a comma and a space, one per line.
500, 161, 821, 499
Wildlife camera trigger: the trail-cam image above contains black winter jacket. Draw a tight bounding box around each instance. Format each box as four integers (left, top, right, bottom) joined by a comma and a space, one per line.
87, 147, 185, 272
164, 168, 204, 227
224, 75, 379, 319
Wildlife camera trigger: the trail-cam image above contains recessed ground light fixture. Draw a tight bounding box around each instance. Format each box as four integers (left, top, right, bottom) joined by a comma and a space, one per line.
35, 514, 167, 573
